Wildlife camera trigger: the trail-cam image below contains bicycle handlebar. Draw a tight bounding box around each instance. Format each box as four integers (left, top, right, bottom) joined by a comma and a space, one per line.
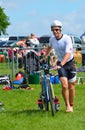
34, 63, 53, 75
40, 63, 54, 74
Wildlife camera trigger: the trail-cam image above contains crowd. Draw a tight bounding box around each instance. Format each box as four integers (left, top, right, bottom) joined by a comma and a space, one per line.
6, 33, 57, 69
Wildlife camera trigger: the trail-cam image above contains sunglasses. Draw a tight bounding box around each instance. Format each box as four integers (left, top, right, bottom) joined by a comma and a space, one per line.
51, 28, 61, 32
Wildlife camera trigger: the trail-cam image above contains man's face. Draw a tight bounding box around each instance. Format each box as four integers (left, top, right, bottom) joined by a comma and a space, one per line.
51, 26, 62, 38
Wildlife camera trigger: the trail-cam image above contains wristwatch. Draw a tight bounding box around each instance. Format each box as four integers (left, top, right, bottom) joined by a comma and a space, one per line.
59, 63, 63, 67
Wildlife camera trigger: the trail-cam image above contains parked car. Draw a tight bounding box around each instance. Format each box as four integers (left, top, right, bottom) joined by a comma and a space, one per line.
39, 35, 51, 47
3, 40, 16, 47
0, 37, 8, 41
0, 41, 7, 51
3, 37, 25, 46
69, 35, 82, 51
0, 41, 7, 47
2, 36, 26, 47
8, 36, 26, 41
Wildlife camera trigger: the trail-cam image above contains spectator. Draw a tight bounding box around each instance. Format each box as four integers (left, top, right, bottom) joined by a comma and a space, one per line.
16, 39, 25, 47
80, 31, 85, 44
30, 33, 40, 51
30, 33, 39, 45
25, 35, 31, 48
17, 50, 23, 68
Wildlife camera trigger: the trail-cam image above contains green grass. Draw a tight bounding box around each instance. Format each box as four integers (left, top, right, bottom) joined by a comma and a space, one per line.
0, 62, 85, 130
0, 83, 85, 130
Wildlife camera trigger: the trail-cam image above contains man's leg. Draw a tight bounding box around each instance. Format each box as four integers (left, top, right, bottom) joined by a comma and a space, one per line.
60, 77, 73, 112
68, 82, 76, 110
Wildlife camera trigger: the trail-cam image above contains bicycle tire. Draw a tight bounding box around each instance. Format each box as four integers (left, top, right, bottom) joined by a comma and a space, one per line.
41, 77, 49, 111
47, 79, 55, 116
44, 98, 49, 111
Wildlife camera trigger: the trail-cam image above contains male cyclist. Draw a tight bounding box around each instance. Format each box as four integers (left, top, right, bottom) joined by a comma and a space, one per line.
41, 20, 76, 112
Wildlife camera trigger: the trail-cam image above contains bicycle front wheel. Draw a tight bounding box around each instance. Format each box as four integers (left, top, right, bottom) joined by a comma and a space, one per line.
47, 79, 55, 116
41, 77, 49, 111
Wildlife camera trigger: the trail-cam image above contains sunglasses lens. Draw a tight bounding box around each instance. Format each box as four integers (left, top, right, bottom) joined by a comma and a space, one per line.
51, 28, 61, 32
52, 29, 60, 32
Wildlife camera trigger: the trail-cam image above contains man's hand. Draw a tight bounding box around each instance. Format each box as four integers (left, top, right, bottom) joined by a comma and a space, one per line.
53, 65, 61, 70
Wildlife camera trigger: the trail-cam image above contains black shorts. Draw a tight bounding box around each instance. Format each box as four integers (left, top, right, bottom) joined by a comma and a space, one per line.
57, 58, 77, 82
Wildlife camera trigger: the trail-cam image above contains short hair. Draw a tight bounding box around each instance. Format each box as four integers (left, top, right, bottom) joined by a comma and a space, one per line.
31, 33, 34, 36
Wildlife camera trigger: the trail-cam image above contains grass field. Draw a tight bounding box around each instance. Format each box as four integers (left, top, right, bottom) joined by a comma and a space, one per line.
0, 62, 85, 130
0, 83, 85, 130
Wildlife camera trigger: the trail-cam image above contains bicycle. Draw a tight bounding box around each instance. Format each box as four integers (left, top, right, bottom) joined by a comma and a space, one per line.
37, 64, 60, 116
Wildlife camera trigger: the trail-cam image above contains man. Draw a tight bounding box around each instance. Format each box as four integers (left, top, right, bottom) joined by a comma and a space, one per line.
41, 20, 76, 112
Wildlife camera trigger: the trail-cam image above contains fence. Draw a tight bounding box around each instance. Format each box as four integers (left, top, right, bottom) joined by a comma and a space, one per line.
0, 47, 84, 86
0, 46, 48, 85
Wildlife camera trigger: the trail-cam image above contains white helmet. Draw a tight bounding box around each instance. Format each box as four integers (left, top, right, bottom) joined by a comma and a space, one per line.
51, 20, 62, 28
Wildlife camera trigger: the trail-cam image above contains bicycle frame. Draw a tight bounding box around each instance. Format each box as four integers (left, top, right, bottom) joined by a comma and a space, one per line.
39, 66, 56, 116
43, 75, 49, 101
42, 74, 54, 101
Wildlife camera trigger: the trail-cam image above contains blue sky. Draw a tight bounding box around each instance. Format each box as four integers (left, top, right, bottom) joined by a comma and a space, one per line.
0, 0, 85, 37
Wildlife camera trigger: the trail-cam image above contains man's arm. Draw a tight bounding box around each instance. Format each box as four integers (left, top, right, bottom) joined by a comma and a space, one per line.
60, 53, 71, 66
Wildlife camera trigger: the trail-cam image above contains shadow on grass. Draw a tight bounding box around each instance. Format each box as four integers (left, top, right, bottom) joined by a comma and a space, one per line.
1, 109, 67, 117
3, 109, 47, 116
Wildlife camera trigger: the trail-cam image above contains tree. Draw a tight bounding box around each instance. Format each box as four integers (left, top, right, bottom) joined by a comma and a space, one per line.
0, 6, 10, 35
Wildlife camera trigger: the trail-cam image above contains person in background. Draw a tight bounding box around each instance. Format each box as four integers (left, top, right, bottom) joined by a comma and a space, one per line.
30, 33, 40, 51
25, 35, 31, 48
30, 33, 40, 45
17, 50, 23, 68
16, 39, 25, 47
41, 20, 77, 112
80, 31, 85, 44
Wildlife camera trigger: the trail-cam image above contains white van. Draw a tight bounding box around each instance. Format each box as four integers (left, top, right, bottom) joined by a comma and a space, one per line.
0, 37, 8, 41
69, 35, 82, 51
